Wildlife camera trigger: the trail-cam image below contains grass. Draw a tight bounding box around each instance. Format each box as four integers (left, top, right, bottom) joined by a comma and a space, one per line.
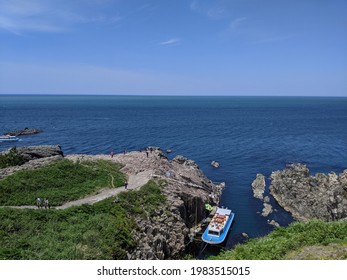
210, 220, 347, 260
0, 180, 166, 260
0, 159, 126, 206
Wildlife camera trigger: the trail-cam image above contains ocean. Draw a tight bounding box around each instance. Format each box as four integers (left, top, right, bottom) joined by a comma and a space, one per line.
1, 95, 346, 247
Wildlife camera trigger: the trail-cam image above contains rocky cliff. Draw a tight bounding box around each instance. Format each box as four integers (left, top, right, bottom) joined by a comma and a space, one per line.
270, 163, 347, 221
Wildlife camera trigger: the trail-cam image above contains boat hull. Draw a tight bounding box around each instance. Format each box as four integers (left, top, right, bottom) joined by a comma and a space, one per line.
0, 138, 19, 142
0, 135, 20, 142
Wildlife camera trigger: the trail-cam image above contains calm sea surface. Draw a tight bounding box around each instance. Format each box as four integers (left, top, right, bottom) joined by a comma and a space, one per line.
1, 95, 347, 247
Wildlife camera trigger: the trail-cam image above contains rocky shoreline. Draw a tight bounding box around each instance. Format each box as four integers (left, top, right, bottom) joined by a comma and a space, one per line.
251, 163, 347, 225
270, 164, 347, 222
0, 145, 224, 259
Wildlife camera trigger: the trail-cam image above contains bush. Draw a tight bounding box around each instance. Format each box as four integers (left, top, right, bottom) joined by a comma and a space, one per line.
0, 180, 166, 260
0, 148, 26, 168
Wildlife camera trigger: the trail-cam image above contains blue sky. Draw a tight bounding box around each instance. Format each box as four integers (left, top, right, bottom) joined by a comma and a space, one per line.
0, 0, 346, 96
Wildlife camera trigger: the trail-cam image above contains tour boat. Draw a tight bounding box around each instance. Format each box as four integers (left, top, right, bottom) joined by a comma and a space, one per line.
202, 207, 235, 244
0, 135, 19, 142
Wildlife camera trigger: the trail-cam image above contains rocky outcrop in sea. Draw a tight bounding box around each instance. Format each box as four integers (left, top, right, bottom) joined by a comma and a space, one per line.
5, 128, 42, 136
251, 174, 265, 200
251, 174, 273, 218
270, 163, 347, 221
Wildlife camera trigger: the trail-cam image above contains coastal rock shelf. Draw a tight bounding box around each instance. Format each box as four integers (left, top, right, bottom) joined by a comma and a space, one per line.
270, 163, 347, 221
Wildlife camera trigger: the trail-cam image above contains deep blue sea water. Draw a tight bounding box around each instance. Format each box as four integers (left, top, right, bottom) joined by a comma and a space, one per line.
1, 95, 347, 247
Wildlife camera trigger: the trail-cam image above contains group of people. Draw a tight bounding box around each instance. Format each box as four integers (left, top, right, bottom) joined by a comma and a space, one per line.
36, 197, 49, 209
110, 149, 127, 158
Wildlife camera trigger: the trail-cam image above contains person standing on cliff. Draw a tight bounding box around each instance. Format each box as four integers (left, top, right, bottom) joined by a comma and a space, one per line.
110, 150, 114, 158
124, 181, 128, 190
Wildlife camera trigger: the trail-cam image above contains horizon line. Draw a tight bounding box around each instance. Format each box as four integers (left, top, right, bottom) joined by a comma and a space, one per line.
0, 93, 346, 98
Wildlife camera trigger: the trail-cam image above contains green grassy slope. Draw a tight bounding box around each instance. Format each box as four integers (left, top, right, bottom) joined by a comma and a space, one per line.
0, 180, 166, 260
0, 159, 125, 206
211, 220, 347, 260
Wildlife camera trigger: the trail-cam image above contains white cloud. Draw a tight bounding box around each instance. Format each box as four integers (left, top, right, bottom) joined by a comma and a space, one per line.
190, 0, 231, 20
230, 17, 247, 29
0, 0, 121, 34
159, 38, 181, 46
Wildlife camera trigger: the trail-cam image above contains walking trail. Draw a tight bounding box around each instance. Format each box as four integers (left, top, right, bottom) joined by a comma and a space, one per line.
1, 151, 158, 210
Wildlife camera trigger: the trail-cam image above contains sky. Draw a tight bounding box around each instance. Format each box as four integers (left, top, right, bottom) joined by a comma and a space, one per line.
0, 0, 346, 96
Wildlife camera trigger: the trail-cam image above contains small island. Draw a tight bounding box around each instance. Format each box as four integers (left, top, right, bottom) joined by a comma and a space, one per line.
4, 128, 42, 136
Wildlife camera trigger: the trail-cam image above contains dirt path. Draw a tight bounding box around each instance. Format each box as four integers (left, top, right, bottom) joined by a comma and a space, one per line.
0, 170, 153, 210
0, 150, 166, 210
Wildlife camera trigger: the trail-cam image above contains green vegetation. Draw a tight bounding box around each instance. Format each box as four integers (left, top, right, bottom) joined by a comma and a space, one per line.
0, 147, 26, 168
0, 159, 126, 206
211, 220, 347, 260
0, 180, 166, 260
117, 179, 167, 217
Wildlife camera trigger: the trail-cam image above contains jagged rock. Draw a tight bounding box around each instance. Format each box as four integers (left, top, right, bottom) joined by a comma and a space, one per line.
261, 202, 273, 217
270, 163, 347, 221
211, 161, 220, 168
268, 220, 280, 228
16, 145, 63, 161
252, 174, 266, 200
172, 155, 199, 169
5, 128, 42, 136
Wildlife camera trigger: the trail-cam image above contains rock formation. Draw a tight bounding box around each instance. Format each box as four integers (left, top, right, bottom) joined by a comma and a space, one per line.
251, 174, 266, 200
127, 154, 224, 259
270, 163, 347, 221
5, 128, 42, 136
0, 145, 64, 179
16, 145, 64, 161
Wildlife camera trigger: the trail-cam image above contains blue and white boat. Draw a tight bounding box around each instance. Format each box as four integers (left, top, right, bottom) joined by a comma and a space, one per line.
0, 135, 19, 142
202, 207, 235, 244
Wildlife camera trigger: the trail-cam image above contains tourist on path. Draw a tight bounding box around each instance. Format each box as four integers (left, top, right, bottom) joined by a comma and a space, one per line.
124, 181, 128, 190
36, 197, 42, 208
44, 198, 49, 209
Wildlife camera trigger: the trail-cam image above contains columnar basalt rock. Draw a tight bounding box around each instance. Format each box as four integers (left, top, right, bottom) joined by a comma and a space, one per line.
270, 163, 347, 221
